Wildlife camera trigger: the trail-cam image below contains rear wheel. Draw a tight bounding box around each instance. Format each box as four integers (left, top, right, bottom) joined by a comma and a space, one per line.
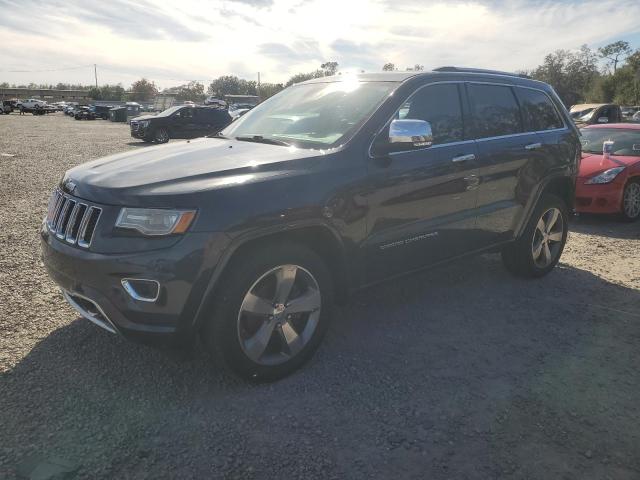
502, 193, 568, 277
203, 243, 333, 381
154, 128, 169, 143
621, 180, 640, 221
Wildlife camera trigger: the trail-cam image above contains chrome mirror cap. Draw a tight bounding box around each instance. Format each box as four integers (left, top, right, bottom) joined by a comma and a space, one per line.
389, 119, 433, 147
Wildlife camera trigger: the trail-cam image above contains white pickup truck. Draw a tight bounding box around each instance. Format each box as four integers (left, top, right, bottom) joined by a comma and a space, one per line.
18, 98, 47, 109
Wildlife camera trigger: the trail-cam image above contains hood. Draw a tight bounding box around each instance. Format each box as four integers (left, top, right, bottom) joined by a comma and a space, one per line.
131, 114, 157, 122
64, 137, 326, 205
579, 152, 640, 177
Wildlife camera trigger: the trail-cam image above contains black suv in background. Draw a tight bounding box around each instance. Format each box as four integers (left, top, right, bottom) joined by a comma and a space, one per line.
130, 105, 232, 143
42, 68, 580, 380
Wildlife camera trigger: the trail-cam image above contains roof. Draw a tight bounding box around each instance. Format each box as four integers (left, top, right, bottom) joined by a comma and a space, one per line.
582, 123, 640, 130
298, 68, 542, 86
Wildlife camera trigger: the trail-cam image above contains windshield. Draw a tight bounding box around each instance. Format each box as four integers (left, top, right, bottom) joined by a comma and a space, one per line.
158, 106, 183, 117
580, 128, 640, 156
221, 80, 398, 149
571, 108, 594, 120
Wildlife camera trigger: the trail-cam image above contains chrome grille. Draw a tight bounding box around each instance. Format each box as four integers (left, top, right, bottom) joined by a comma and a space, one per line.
46, 189, 101, 248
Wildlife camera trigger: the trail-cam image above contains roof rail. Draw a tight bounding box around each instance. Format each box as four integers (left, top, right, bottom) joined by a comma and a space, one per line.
433, 66, 531, 79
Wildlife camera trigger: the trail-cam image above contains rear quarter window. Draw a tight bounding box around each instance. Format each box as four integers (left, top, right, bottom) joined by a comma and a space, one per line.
516, 88, 564, 131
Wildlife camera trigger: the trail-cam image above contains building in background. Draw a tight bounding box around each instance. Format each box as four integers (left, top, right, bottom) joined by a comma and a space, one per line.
0, 87, 91, 102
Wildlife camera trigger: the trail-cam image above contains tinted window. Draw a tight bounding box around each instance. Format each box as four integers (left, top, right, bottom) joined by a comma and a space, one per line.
517, 88, 563, 131
398, 84, 464, 144
468, 84, 521, 138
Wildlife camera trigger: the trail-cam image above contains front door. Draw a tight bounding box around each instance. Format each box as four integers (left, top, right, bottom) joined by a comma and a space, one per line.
364, 82, 480, 283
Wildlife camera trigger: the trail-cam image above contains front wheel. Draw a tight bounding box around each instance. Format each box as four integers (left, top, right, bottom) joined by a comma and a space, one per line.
621, 180, 640, 221
502, 193, 568, 278
154, 128, 169, 143
203, 243, 333, 381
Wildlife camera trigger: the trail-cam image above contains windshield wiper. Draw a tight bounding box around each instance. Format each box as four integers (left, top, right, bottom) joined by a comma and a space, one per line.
235, 135, 290, 147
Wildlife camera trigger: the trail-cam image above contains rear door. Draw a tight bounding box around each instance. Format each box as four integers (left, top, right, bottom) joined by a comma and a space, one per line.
468, 82, 543, 246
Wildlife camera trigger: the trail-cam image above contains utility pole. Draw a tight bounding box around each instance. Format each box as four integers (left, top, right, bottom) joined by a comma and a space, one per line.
94, 64, 98, 88
257, 72, 261, 100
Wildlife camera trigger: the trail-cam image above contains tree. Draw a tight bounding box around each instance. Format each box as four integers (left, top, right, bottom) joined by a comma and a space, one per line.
88, 84, 125, 101
530, 46, 600, 106
598, 41, 632, 73
208, 76, 255, 97
382, 63, 396, 71
258, 82, 284, 99
406, 64, 425, 71
166, 81, 206, 102
321, 61, 339, 76
130, 78, 158, 101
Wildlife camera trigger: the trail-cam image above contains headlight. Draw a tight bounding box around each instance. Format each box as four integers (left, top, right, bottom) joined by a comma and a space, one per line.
139, 120, 150, 127
115, 208, 196, 235
585, 167, 625, 184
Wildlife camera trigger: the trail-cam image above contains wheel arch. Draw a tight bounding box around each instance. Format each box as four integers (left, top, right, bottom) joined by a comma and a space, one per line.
191, 223, 352, 332
515, 173, 575, 238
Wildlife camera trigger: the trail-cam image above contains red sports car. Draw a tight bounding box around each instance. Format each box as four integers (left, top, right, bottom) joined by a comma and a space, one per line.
576, 123, 640, 221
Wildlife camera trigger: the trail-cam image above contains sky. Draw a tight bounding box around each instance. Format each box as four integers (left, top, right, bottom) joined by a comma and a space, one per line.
1, 0, 640, 90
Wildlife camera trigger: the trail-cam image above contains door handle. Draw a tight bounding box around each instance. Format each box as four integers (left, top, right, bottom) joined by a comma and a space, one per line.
451, 154, 476, 163
525, 142, 542, 150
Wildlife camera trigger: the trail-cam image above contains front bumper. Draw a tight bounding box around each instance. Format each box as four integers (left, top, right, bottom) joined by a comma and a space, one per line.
41, 221, 229, 343
130, 124, 148, 139
574, 177, 624, 214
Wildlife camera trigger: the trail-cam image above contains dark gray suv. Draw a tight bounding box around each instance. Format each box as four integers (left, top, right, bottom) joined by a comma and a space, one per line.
41, 68, 580, 380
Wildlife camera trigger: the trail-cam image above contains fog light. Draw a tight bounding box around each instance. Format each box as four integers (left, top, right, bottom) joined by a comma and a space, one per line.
121, 278, 160, 302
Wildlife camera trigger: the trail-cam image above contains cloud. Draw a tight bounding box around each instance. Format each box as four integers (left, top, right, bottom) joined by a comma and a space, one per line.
227, 0, 274, 6
1, 0, 640, 88
258, 40, 322, 62
0, 0, 208, 42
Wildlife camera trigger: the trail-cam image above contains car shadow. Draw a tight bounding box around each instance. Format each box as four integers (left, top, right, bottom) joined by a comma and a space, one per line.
2, 254, 640, 478
571, 213, 640, 240
125, 141, 155, 148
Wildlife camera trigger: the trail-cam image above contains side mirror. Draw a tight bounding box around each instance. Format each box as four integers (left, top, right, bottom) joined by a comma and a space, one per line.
389, 119, 433, 148
597, 117, 609, 123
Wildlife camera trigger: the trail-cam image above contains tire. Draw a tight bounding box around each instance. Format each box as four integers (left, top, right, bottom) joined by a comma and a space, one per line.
154, 128, 169, 143
620, 180, 640, 222
501, 193, 569, 278
203, 242, 334, 381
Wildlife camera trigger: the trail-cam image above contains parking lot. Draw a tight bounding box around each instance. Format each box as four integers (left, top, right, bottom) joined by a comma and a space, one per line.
1, 113, 639, 479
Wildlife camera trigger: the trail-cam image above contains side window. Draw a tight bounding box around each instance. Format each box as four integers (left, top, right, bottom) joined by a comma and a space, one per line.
516, 88, 564, 131
398, 83, 464, 144
468, 84, 521, 138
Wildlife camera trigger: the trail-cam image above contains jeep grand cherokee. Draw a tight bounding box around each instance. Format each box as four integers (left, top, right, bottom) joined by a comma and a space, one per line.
41, 68, 580, 380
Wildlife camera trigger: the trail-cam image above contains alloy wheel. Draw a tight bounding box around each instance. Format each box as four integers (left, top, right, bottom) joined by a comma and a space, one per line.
237, 264, 321, 366
531, 207, 564, 268
155, 129, 169, 143
623, 182, 640, 219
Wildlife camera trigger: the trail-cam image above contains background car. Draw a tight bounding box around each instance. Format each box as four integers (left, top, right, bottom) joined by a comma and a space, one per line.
130, 105, 232, 143
576, 123, 640, 221
570, 103, 622, 126
74, 106, 96, 120
2, 100, 14, 114
621, 106, 639, 120
228, 102, 255, 120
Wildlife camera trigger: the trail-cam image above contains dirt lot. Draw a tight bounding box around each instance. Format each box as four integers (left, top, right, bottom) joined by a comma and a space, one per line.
1, 113, 639, 479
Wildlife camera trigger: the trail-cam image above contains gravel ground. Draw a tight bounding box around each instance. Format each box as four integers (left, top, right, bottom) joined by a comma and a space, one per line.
1, 112, 640, 479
